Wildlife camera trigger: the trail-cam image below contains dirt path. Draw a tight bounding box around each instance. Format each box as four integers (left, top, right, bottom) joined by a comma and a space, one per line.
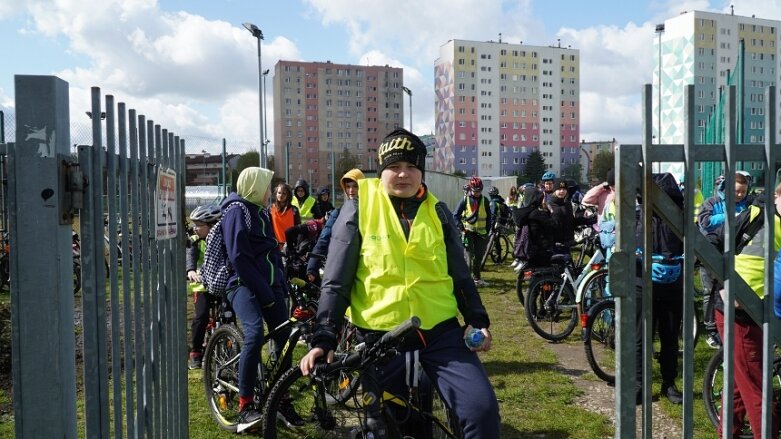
545, 341, 684, 438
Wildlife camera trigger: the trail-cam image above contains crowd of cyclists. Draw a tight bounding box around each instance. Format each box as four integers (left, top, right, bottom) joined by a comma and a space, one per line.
182, 126, 781, 438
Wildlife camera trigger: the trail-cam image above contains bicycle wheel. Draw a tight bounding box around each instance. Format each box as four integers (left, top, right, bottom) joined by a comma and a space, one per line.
73, 258, 82, 295
583, 299, 616, 384
579, 269, 609, 317
262, 365, 366, 439
702, 349, 765, 438
515, 274, 525, 307
524, 276, 577, 342
493, 234, 512, 264
429, 387, 463, 439
203, 323, 244, 432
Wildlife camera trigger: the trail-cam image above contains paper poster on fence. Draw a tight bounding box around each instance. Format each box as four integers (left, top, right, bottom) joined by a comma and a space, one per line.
155, 168, 178, 240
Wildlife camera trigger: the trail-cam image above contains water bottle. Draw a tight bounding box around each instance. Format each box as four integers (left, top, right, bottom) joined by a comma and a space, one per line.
465, 327, 485, 349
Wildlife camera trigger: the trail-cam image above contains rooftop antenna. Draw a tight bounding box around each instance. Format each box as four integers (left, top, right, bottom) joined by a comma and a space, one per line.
731, 4, 734, 15
499, 32, 502, 43
557, 38, 561, 48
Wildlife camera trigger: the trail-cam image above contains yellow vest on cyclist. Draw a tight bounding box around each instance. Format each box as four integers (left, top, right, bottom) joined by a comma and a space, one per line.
352, 178, 458, 331
293, 196, 316, 221
735, 205, 781, 297
463, 196, 489, 235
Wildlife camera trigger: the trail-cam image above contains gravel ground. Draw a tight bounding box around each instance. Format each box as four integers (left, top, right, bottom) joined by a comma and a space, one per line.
545, 341, 684, 438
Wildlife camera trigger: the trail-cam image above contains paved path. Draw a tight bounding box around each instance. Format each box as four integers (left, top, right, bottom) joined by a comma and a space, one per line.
545, 340, 684, 438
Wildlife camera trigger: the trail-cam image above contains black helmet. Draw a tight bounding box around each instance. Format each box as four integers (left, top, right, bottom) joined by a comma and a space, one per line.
488, 187, 499, 196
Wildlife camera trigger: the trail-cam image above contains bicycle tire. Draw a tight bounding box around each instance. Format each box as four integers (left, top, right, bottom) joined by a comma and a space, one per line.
524, 275, 577, 342
493, 234, 512, 264
429, 386, 463, 439
479, 233, 496, 270
583, 299, 616, 384
578, 269, 609, 317
702, 349, 724, 430
0, 254, 8, 291
515, 274, 525, 307
262, 365, 365, 439
702, 349, 769, 438
73, 258, 81, 295
203, 323, 244, 432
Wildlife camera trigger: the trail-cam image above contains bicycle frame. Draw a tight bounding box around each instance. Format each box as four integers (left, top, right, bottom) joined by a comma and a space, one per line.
211, 315, 311, 397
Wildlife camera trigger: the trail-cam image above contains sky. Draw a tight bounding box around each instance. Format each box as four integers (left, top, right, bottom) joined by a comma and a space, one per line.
1, 0, 781, 154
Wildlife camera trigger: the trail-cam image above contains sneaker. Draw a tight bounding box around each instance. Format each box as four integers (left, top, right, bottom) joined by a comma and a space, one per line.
509, 259, 520, 268
188, 353, 202, 370
277, 401, 305, 427
661, 382, 683, 405
513, 261, 528, 274
474, 279, 489, 288
706, 332, 722, 349
236, 404, 263, 433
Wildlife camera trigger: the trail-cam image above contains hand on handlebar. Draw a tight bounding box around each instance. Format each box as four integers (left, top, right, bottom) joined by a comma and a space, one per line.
300, 347, 334, 376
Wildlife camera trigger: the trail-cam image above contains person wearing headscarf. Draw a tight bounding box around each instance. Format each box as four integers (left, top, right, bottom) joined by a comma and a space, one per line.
221, 167, 302, 432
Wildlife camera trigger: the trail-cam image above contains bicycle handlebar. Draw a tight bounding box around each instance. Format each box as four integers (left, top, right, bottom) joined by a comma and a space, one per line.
313, 316, 421, 376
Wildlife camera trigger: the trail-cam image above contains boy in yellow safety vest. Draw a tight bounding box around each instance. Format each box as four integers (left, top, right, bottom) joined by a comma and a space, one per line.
300, 128, 500, 438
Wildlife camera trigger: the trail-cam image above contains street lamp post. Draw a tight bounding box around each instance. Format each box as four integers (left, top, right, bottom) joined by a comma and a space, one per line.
262, 68, 270, 166
402, 86, 412, 131
655, 23, 665, 145
243, 22, 265, 168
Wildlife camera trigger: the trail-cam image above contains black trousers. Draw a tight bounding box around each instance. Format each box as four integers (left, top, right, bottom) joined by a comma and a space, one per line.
190, 292, 216, 355
635, 279, 683, 385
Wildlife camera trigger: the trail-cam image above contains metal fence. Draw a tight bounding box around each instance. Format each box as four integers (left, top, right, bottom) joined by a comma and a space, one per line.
9, 76, 187, 438
613, 84, 781, 438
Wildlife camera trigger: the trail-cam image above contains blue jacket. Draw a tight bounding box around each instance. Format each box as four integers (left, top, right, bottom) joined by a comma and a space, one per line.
698, 190, 754, 234
306, 207, 339, 278
220, 193, 285, 307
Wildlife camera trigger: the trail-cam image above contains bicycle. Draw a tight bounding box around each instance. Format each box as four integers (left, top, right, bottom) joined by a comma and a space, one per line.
479, 222, 514, 269
261, 317, 464, 439
702, 348, 781, 438
583, 290, 701, 385
515, 226, 601, 307
524, 236, 606, 342
202, 277, 319, 432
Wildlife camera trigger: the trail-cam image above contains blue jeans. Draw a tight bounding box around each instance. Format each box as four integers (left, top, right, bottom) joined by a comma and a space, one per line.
377, 324, 501, 439
228, 285, 289, 399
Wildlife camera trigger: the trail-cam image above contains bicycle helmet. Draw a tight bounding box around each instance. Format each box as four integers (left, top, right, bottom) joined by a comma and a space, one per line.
319, 186, 330, 196
736, 170, 753, 187
190, 204, 222, 224
651, 255, 682, 284
541, 171, 556, 182
488, 186, 499, 196
469, 177, 484, 190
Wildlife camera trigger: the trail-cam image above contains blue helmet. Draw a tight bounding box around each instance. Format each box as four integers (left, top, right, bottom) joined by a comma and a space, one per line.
541, 171, 556, 182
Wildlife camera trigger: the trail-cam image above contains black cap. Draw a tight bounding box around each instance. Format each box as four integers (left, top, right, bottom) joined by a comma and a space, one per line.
553, 178, 568, 190
377, 128, 427, 177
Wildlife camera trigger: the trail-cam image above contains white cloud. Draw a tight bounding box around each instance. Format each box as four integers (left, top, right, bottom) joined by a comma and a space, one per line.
13, 0, 299, 148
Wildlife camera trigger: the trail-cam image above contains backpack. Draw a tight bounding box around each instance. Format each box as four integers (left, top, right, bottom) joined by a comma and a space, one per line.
201, 201, 252, 296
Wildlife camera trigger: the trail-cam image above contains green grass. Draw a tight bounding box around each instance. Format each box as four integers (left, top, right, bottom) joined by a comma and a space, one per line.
0, 261, 726, 438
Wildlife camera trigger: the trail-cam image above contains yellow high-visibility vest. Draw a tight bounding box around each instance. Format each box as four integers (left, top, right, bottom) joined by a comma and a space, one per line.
351, 179, 458, 330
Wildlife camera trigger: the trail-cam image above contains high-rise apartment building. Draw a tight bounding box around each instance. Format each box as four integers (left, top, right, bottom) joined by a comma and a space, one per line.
434, 39, 580, 177
273, 61, 404, 189
655, 10, 781, 146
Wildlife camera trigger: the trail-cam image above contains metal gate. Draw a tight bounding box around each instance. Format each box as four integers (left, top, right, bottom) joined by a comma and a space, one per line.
9, 76, 188, 438
612, 83, 781, 438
